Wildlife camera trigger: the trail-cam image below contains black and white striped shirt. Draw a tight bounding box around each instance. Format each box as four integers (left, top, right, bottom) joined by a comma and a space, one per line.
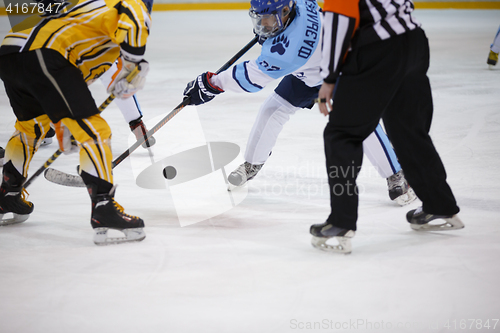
320, 0, 420, 83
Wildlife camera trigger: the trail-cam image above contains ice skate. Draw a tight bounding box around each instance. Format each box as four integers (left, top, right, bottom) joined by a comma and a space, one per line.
91, 193, 145, 245
309, 222, 355, 254
0, 187, 34, 226
0, 146, 4, 167
387, 170, 416, 206
406, 206, 464, 231
90, 190, 145, 245
0, 165, 34, 226
227, 162, 263, 190
40, 127, 55, 146
487, 50, 498, 68
130, 118, 156, 148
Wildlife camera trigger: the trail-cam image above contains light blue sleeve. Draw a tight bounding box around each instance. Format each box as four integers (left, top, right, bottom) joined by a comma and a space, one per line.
215, 0, 321, 93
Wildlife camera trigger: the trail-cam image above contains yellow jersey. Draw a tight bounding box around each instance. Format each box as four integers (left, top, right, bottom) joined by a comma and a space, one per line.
0, 0, 151, 83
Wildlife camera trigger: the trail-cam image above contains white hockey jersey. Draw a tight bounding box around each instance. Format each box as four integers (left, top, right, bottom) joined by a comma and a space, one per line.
212, 0, 323, 92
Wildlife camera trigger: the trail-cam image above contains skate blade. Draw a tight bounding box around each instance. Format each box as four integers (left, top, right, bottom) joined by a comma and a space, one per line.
0, 213, 30, 226
227, 179, 247, 192
227, 183, 237, 192
311, 235, 353, 254
394, 188, 417, 206
93, 227, 146, 245
227, 182, 247, 192
411, 215, 464, 231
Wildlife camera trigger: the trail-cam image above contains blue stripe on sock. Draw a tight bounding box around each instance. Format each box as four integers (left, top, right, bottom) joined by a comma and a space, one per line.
374, 124, 400, 175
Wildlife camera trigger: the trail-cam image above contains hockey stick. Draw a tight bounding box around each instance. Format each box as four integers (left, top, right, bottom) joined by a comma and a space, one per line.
23, 68, 141, 189
44, 35, 259, 187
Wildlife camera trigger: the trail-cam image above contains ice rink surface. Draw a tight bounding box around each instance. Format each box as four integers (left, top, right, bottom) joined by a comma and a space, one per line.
1, 8, 500, 333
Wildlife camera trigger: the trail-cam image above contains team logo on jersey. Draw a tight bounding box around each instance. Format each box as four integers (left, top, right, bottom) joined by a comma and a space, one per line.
271, 34, 290, 55
295, 72, 306, 79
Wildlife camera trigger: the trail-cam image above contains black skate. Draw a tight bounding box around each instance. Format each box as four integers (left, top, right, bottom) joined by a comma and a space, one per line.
40, 127, 55, 146
227, 162, 263, 189
387, 170, 416, 206
310, 222, 355, 254
406, 206, 464, 231
130, 118, 156, 148
0, 187, 34, 226
83, 173, 146, 246
91, 193, 145, 245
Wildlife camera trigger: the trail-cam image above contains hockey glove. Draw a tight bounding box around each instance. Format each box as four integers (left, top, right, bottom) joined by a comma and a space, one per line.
183, 72, 224, 105
54, 121, 78, 155
107, 57, 149, 99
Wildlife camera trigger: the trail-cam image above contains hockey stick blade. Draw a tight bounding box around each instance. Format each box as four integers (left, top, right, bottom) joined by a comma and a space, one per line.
44, 167, 85, 187
44, 36, 259, 187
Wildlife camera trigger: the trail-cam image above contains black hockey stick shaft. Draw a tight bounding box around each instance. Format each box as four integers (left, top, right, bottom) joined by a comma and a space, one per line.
111, 35, 259, 168
43, 36, 258, 187
24, 67, 141, 188
23, 149, 63, 188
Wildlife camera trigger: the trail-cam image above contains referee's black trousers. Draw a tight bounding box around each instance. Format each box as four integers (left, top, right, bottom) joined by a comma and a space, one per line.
324, 27, 459, 230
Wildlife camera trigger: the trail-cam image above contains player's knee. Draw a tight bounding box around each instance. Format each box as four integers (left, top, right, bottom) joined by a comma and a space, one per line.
62, 115, 112, 144
14, 115, 52, 142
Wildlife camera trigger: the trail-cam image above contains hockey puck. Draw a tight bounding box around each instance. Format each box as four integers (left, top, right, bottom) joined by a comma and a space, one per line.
163, 166, 177, 180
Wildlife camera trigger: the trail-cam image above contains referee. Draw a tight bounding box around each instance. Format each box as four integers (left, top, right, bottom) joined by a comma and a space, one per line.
310, 0, 464, 254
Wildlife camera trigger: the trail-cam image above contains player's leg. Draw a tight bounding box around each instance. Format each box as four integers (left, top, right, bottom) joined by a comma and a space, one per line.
0, 116, 52, 225
0, 52, 54, 225
228, 92, 299, 187
30, 49, 146, 244
362, 124, 416, 205
100, 61, 155, 148
61, 115, 145, 244
0, 49, 145, 242
487, 25, 500, 67
228, 75, 314, 187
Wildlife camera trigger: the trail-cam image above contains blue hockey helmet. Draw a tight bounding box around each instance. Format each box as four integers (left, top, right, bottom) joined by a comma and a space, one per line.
142, 0, 153, 14
249, 0, 296, 39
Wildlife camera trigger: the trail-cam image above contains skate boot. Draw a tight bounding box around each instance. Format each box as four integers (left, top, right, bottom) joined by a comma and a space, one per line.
227, 162, 263, 189
0, 146, 4, 167
487, 50, 498, 68
406, 206, 464, 231
41, 127, 55, 146
130, 118, 156, 148
310, 222, 355, 254
387, 170, 416, 206
0, 163, 34, 226
84, 173, 145, 245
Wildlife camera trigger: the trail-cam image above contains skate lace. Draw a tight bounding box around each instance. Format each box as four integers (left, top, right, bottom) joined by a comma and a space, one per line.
20, 189, 34, 207
244, 162, 262, 177
112, 199, 138, 220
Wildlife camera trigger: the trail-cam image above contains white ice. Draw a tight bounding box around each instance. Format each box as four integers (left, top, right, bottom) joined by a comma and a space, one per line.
0, 9, 500, 333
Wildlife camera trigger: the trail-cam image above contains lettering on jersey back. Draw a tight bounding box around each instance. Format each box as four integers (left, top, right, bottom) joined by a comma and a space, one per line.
298, 0, 320, 59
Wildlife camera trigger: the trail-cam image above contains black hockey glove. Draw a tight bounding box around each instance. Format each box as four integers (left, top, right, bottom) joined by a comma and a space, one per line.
183, 72, 224, 106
